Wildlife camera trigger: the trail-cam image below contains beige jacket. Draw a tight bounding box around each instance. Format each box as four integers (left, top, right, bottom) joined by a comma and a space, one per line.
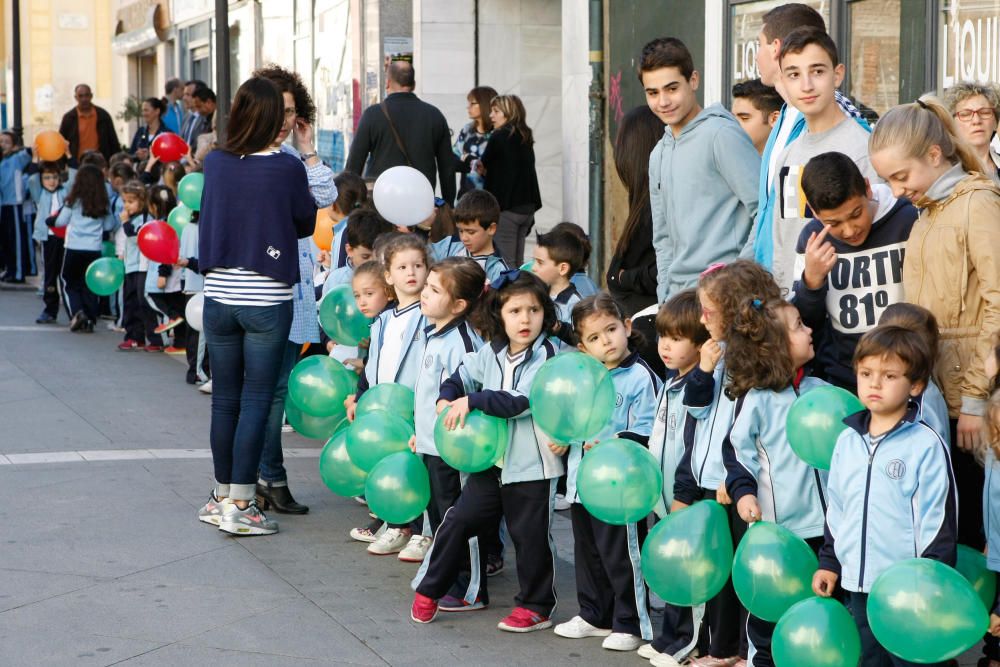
909, 172, 1000, 417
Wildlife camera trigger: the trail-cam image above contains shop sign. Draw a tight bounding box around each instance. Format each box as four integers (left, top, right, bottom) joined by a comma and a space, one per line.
941, 1, 1000, 86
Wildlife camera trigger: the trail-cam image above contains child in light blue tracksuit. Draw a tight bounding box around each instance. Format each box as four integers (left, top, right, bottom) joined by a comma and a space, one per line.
29, 162, 74, 322
0, 136, 32, 282
117, 181, 158, 348
556, 293, 660, 650
412, 271, 563, 632
179, 213, 207, 383
722, 299, 829, 667
981, 340, 1000, 665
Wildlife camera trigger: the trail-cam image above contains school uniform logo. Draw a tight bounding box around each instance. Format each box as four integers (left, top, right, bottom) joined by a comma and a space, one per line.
656, 406, 667, 423
267, 246, 281, 260
423, 356, 433, 369
616, 392, 624, 407
885, 459, 906, 480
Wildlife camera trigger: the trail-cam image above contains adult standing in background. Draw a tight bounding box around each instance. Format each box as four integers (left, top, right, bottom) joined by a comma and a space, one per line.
479, 94, 541, 266
945, 82, 1000, 184
179, 80, 208, 148
161, 78, 185, 134
59, 84, 120, 161
128, 98, 168, 161
345, 60, 456, 205
453, 86, 498, 197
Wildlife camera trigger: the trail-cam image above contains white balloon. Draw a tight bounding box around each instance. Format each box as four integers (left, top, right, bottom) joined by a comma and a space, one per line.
373, 166, 435, 226
185, 292, 205, 332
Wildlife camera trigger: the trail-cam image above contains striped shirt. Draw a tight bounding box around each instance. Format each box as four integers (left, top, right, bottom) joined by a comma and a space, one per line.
204, 267, 293, 306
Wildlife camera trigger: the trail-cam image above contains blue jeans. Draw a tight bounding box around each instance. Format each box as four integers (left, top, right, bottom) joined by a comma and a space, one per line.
204, 297, 292, 501
259, 341, 302, 483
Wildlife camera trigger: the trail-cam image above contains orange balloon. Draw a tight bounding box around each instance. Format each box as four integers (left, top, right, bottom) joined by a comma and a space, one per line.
35, 130, 67, 161
313, 208, 335, 250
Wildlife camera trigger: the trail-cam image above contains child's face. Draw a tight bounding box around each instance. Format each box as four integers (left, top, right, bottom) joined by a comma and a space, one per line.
352, 273, 389, 319
456, 220, 494, 256
779, 44, 845, 120
870, 145, 949, 203
122, 193, 142, 216
501, 291, 545, 354
346, 243, 373, 267
698, 288, 726, 341
40, 172, 61, 192
384, 248, 428, 301
420, 270, 459, 323
111, 176, 126, 193
658, 333, 700, 373
856, 352, 924, 415
813, 188, 876, 246
778, 304, 814, 369
576, 311, 631, 369
531, 246, 568, 289
0, 134, 13, 153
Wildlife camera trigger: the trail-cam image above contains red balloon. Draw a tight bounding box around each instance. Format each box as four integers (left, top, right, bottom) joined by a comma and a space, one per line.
137, 220, 180, 264
150, 133, 189, 163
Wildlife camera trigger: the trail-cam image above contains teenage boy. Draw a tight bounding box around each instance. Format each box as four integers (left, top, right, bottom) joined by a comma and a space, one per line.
792, 152, 917, 392
643, 37, 760, 301
449, 189, 509, 282
744, 3, 869, 268
322, 209, 395, 295
813, 325, 956, 667
731, 78, 782, 154
766, 28, 879, 294
532, 228, 587, 323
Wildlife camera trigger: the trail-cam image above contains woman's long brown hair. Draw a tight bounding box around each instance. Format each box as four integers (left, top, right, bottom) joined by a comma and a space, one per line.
223, 77, 284, 156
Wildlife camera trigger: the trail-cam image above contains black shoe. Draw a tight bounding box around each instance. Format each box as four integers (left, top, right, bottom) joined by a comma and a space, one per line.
69, 310, 86, 332
255, 482, 309, 514
81, 320, 95, 333
36, 312, 57, 324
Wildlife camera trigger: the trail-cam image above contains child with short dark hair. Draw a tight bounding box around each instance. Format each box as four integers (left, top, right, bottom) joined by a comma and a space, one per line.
532, 228, 587, 323
793, 151, 917, 391
322, 208, 395, 295
550, 221, 599, 297
439, 189, 509, 281
30, 161, 72, 323
327, 171, 369, 269
814, 325, 956, 667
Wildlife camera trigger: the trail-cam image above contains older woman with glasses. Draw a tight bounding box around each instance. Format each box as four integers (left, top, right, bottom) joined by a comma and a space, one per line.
945, 82, 1000, 184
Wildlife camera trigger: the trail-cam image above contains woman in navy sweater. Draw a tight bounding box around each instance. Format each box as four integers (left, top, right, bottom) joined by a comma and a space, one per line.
197, 76, 317, 536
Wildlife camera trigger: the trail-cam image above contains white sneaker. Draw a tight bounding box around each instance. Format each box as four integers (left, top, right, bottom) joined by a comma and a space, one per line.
553, 615, 612, 639
280, 423, 293, 433
638, 644, 661, 660
198, 379, 212, 394
398, 534, 432, 562
649, 652, 684, 667
367, 527, 409, 555
349, 522, 385, 543
554, 494, 571, 511
603, 632, 643, 651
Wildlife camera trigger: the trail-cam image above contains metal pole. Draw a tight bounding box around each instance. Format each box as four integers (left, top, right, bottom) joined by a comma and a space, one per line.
214, 0, 231, 143
11, 0, 23, 143
587, 0, 604, 280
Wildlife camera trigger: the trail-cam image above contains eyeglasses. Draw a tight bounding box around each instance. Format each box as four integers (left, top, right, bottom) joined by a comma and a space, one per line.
954, 107, 996, 121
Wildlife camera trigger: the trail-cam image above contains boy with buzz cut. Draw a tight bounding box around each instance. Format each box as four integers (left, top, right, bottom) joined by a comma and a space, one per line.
766, 28, 880, 295
532, 228, 586, 322
643, 37, 760, 302
322, 208, 395, 296
731, 78, 782, 155
441, 188, 509, 282
792, 152, 918, 392
813, 325, 956, 667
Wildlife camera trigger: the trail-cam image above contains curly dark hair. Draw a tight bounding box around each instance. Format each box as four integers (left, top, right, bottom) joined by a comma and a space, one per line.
724, 299, 797, 399
253, 64, 316, 124
471, 271, 557, 345
698, 260, 782, 341
65, 164, 110, 219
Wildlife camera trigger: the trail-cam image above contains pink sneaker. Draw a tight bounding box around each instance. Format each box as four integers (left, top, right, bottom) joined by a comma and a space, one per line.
411, 593, 438, 624
497, 607, 552, 633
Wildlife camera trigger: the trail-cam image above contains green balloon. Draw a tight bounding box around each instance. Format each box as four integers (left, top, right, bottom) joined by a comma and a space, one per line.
345, 409, 415, 472
641, 500, 733, 606
84, 257, 125, 296
101, 240, 116, 258
577, 438, 662, 525
731, 522, 818, 622
365, 451, 431, 524
177, 172, 204, 211
356, 382, 415, 424
955, 544, 998, 611
868, 558, 988, 663
786, 385, 864, 470
284, 397, 342, 439
167, 204, 193, 236
287, 355, 354, 418
773, 597, 861, 667
529, 352, 616, 443
434, 407, 508, 473
318, 428, 367, 497
319, 284, 372, 346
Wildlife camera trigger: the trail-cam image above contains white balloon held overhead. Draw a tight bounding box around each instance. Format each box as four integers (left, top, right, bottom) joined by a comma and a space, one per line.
373, 166, 435, 226
185, 292, 205, 332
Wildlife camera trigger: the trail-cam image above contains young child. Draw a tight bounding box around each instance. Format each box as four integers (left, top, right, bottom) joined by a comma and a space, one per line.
108, 162, 135, 222
793, 151, 917, 391
981, 340, 1000, 667
327, 171, 369, 270
117, 180, 156, 350
0, 131, 32, 283
869, 95, 1000, 550
30, 161, 72, 324
813, 325, 956, 667
722, 297, 829, 667
335, 261, 392, 375
878, 303, 950, 444
555, 292, 661, 652
322, 208, 395, 296
140, 185, 176, 351
532, 227, 587, 325
51, 164, 118, 331
412, 270, 563, 633
177, 208, 207, 384
442, 189, 509, 281
731, 78, 782, 155
550, 222, 599, 298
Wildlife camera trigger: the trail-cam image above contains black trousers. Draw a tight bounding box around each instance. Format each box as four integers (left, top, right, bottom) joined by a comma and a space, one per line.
151, 292, 189, 349
41, 236, 65, 318
0, 204, 32, 281
425, 454, 462, 532
61, 249, 101, 321
416, 467, 556, 615
123, 272, 158, 344
949, 418, 985, 549
571, 503, 651, 638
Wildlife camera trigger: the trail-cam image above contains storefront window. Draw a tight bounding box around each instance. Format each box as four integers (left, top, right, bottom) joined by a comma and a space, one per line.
730, 0, 829, 85
849, 0, 901, 116
940, 0, 1000, 89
